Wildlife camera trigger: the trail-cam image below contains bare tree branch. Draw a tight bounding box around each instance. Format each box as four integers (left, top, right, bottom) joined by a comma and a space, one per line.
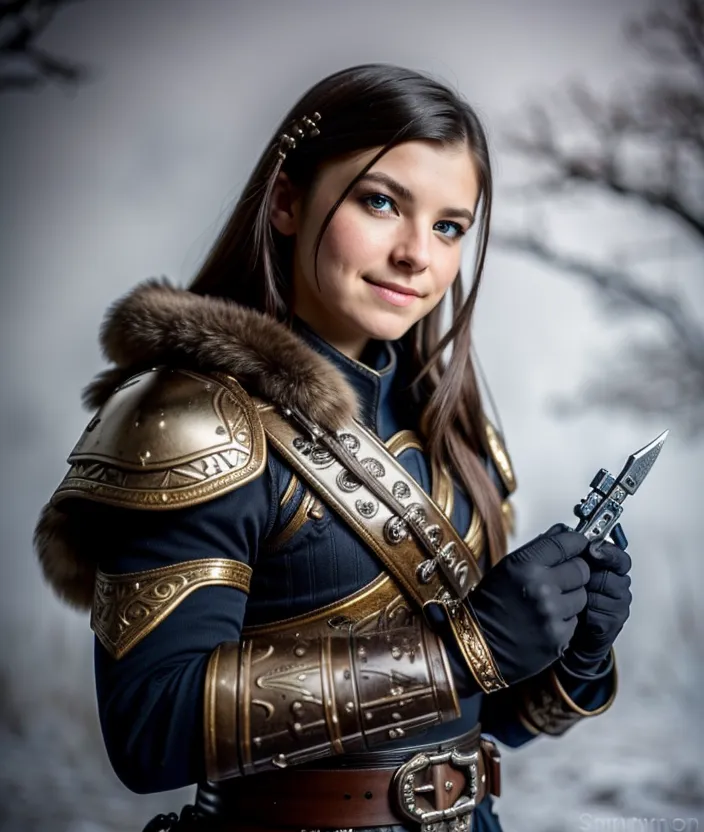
494, 231, 704, 356
496, 0, 704, 433
0, 0, 90, 94
628, 0, 704, 82
503, 87, 704, 241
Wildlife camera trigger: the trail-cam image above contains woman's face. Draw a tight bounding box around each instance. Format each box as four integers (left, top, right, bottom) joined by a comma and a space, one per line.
271, 140, 481, 359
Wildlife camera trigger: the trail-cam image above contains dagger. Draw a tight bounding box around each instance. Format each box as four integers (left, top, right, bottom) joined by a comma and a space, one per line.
573, 430, 669, 550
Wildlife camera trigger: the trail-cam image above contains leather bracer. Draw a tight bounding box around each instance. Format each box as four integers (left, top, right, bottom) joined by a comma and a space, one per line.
204, 620, 460, 781
516, 652, 618, 737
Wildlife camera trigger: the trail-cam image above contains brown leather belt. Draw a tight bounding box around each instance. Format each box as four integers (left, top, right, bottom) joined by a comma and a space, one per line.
192, 735, 501, 830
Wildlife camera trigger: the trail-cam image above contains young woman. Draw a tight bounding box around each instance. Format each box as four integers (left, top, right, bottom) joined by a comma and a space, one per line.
35, 64, 632, 831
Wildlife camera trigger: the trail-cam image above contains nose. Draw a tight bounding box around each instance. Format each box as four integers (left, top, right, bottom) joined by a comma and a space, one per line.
391, 223, 431, 274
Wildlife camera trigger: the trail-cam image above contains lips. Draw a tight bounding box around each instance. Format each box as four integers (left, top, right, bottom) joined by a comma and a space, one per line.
363, 277, 423, 297
363, 277, 422, 308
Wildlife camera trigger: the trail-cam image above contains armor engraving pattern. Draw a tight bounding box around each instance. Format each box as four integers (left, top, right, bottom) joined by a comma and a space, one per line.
52, 369, 266, 510
92, 559, 252, 659
445, 603, 507, 694
518, 653, 617, 735
204, 621, 460, 781
243, 574, 415, 640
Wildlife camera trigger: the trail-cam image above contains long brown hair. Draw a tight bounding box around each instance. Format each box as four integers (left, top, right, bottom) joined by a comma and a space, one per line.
190, 63, 507, 564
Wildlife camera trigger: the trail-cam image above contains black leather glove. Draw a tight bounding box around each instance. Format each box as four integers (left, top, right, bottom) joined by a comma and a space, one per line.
560, 535, 632, 678
468, 525, 590, 685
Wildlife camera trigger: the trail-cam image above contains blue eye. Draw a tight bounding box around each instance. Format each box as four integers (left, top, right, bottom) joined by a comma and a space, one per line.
363, 193, 395, 213
434, 220, 465, 240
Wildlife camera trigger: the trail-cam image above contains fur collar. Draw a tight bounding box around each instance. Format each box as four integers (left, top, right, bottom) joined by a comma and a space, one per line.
35, 278, 361, 610
83, 277, 359, 427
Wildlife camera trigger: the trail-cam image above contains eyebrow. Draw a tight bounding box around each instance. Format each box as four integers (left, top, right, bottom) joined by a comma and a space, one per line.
356, 171, 475, 223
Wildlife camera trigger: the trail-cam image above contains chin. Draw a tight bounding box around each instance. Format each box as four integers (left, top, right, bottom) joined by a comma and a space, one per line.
354, 310, 417, 342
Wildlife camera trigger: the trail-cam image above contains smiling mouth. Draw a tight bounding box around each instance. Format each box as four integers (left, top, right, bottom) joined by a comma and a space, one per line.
363, 277, 423, 297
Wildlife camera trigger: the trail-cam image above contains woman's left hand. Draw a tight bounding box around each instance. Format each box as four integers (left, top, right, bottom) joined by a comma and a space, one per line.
559, 537, 632, 678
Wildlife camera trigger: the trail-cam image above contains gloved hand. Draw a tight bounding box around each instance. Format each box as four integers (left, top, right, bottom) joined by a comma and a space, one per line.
467, 525, 590, 685
559, 534, 632, 678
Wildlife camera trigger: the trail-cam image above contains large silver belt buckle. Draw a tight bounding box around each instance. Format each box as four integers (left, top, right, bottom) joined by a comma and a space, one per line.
391, 747, 480, 832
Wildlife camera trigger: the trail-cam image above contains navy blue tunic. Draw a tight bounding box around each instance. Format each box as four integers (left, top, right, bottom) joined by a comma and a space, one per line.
82, 321, 612, 829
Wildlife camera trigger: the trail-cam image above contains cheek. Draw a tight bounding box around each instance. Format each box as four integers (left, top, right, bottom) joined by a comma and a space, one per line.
318, 210, 380, 272
431, 250, 463, 295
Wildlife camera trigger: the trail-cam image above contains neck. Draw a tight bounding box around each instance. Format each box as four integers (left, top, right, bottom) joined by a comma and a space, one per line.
291, 307, 369, 361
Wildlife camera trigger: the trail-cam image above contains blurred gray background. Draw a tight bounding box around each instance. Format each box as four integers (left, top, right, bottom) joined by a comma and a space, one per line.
1, 1, 702, 830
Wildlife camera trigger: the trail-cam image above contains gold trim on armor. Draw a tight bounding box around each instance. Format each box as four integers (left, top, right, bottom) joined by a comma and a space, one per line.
501, 499, 516, 537
92, 559, 252, 659
463, 508, 485, 561
430, 457, 455, 520
385, 430, 423, 456
263, 489, 324, 552
205, 642, 242, 781
550, 651, 618, 717
280, 473, 299, 508
518, 650, 618, 735
243, 573, 414, 639
446, 603, 508, 694
485, 420, 517, 495
52, 369, 266, 511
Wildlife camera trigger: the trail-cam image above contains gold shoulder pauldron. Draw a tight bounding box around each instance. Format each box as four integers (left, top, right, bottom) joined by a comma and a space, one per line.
93, 558, 252, 659
52, 368, 266, 510
485, 419, 517, 496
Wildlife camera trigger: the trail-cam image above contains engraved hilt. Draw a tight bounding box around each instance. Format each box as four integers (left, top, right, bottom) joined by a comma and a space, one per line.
572, 430, 669, 546
573, 467, 625, 542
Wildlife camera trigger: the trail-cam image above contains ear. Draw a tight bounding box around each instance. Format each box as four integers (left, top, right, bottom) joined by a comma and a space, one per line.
269, 171, 301, 236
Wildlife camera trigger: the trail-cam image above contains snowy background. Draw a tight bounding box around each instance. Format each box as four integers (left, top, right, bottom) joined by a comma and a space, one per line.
0, 1, 702, 830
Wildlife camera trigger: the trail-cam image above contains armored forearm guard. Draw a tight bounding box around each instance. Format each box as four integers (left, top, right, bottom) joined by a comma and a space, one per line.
517, 654, 617, 737
204, 621, 460, 780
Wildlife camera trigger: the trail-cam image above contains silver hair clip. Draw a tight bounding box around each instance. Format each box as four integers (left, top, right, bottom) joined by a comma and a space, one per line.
277, 112, 321, 161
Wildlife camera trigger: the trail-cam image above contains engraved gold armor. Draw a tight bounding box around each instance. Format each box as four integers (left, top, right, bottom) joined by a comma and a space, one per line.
93, 559, 253, 660
51, 368, 266, 511
204, 621, 460, 781
517, 651, 618, 736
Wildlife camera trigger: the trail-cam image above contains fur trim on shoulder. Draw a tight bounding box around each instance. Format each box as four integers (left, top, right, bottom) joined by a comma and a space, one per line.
88, 278, 359, 431
34, 503, 95, 610
37, 278, 362, 611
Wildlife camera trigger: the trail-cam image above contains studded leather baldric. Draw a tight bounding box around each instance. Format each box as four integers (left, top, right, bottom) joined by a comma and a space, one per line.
257, 403, 483, 607
255, 402, 506, 694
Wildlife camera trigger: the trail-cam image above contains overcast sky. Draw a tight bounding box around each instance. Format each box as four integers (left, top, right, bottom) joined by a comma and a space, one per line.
0, 1, 701, 828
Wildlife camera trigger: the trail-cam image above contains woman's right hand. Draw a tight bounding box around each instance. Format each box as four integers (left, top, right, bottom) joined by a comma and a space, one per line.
468, 524, 591, 685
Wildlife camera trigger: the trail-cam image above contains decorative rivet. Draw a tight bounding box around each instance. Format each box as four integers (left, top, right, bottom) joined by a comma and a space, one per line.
445, 780, 454, 792
272, 753, 288, 768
